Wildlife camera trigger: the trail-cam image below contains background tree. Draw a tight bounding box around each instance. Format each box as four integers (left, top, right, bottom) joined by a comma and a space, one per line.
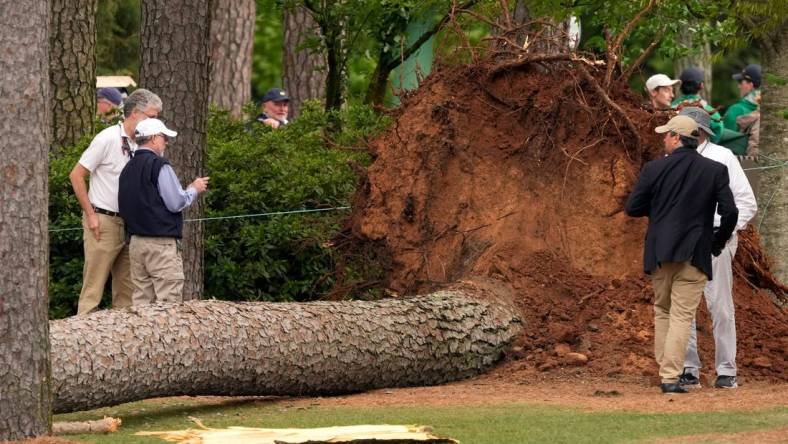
50, 0, 98, 149
0, 0, 52, 439
750, 15, 788, 283
210, 0, 255, 117
140, 0, 211, 300
283, 6, 327, 118
673, 26, 713, 101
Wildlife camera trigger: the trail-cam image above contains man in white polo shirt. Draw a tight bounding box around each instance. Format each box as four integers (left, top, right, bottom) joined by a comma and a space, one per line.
645, 74, 680, 110
69, 88, 163, 315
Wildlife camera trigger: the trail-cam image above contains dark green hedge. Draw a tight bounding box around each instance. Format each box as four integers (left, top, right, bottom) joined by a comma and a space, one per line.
48, 103, 388, 318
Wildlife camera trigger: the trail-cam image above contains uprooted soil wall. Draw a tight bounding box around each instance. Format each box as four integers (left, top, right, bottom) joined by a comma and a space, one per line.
343, 60, 787, 381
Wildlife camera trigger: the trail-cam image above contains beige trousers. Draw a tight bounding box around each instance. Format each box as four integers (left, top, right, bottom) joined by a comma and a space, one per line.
129, 236, 184, 305
651, 261, 707, 383
77, 213, 133, 315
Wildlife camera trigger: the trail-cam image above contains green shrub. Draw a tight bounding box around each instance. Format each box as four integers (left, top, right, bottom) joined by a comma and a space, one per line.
47, 104, 389, 318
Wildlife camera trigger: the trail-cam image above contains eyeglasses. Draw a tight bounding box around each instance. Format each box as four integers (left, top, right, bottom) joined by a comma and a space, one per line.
156, 134, 171, 143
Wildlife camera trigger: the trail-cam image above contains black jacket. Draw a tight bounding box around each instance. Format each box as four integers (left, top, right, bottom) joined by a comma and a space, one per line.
625, 147, 738, 280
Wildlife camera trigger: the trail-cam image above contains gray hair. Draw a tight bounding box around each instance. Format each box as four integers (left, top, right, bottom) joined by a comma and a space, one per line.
123, 88, 163, 118
135, 135, 155, 146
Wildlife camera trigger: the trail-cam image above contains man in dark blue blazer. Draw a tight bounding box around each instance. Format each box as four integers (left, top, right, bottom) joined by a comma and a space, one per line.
626, 115, 738, 394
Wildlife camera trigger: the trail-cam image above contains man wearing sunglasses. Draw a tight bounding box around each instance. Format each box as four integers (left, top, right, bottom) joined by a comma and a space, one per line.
118, 118, 209, 305
69, 88, 162, 315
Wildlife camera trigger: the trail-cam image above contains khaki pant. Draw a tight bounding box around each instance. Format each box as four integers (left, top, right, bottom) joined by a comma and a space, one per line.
77, 213, 133, 315
685, 235, 739, 378
651, 261, 707, 383
129, 236, 184, 305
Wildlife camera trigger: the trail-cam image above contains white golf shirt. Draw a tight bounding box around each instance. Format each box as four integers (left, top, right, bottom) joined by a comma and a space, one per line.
78, 123, 137, 213
697, 140, 757, 230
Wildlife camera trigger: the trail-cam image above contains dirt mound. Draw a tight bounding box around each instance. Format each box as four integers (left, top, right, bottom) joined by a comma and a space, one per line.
342, 59, 787, 381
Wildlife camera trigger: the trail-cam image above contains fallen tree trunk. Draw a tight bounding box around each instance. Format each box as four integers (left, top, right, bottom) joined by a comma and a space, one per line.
51, 291, 521, 413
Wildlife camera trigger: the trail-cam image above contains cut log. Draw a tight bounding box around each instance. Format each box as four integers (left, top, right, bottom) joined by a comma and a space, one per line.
137, 423, 458, 443
51, 291, 522, 413
52, 417, 121, 435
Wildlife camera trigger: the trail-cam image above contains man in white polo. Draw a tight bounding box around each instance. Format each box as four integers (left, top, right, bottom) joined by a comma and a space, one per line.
678, 107, 758, 389
118, 119, 208, 304
645, 74, 680, 110
69, 88, 163, 315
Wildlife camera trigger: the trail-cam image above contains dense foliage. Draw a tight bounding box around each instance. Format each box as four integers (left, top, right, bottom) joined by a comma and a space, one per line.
48, 104, 388, 318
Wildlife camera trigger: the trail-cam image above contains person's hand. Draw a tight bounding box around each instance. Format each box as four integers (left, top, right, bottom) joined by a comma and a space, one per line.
190, 176, 210, 194
87, 213, 101, 241
263, 118, 280, 129
711, 238, 726, 257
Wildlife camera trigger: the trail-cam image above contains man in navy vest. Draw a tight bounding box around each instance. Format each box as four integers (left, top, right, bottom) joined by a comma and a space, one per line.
118, 119, 209, 304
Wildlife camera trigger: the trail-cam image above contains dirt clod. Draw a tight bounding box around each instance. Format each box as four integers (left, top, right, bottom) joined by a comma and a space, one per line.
343, 59, 787, 381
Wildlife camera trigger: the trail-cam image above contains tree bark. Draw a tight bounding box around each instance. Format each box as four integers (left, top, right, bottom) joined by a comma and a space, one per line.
140, 0, 211, 300
0, 0, 52, 439
51, 292, 522, 413
50, 0, 97, 150
283, 6, 326, 118
756, 19, 788, 283
673, 26, 713, 102
324, 35, 344, 112
209, 0, 254, 117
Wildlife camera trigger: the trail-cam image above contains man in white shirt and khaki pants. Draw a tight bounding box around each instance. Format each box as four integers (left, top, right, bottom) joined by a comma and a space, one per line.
677, 107, 758, 389
69, 88, 163, 315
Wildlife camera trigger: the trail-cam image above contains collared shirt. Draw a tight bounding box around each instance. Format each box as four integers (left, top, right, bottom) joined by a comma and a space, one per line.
78, 122, 138, 212
135, 147, 198, 213
697, 140, 757, 230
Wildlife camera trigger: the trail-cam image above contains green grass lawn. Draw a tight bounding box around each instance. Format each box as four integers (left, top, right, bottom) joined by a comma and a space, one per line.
55, 397, 788, 444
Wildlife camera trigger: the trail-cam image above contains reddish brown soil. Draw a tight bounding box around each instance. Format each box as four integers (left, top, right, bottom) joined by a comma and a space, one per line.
342, 61, 787, 381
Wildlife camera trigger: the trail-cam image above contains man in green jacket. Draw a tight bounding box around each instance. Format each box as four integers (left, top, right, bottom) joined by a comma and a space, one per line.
672, 67, 724, 143
723, 64, 761, 131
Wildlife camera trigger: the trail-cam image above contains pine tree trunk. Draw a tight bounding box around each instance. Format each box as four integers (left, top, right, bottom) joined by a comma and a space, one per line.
283, 6, 326, 118
324, 37, 344, 112
209, 0, 254, 117
50, 0, 97, 150
0, 0, 52, 438
140, 0, 211, 300
757, 20, 788, 283
674, 27, 713, 101
51, 292, 522, 413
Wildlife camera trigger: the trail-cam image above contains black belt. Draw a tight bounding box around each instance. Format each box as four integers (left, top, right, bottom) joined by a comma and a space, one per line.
93, 206, 120, 218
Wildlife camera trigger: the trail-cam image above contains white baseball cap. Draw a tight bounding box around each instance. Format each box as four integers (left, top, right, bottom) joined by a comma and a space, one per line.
645, 74, 680, 92
135, 118, 177, 138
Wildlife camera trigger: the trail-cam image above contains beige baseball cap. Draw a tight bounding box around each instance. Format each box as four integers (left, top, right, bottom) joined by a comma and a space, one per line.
655, 115, 699, 139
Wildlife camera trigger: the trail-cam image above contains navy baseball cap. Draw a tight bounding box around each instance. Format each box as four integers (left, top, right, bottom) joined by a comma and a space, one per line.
97, 87, 123, 106
733, 64, 762, 87
679, 67, 704, 85
262, 88, 289, 103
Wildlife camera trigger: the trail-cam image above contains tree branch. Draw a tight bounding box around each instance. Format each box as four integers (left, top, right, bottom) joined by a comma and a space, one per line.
578, 64, 642, 159
382, 0, 479, 72
604, 0, 658, 88
620, 27, 665, 82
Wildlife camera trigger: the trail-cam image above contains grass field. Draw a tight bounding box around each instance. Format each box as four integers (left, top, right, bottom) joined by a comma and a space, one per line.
54, 396, 788, 444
